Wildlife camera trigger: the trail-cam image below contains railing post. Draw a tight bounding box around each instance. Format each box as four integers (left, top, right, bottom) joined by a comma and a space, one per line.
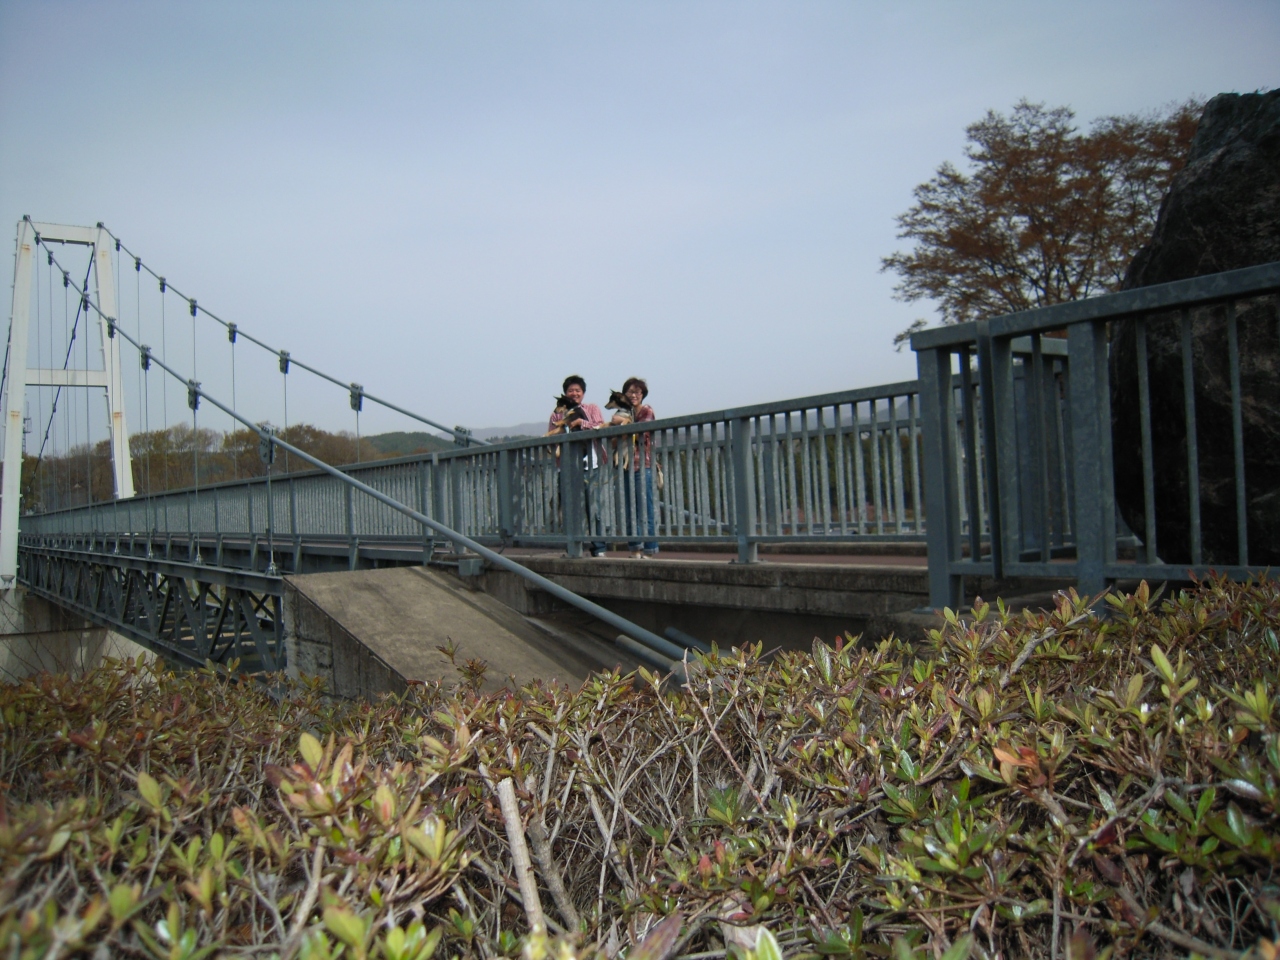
431, 452, 461, 554
289, 478, 301, 572
917, 346, 963, 610
730, 416, 758, 563
975, 323, 1009, 577
449, 461, 465, 545
345, 482, 357, 570
1066, 320, 1114, 596
498, 446, 514, 540
418, 460, 434, 565
560, 438, 585, 558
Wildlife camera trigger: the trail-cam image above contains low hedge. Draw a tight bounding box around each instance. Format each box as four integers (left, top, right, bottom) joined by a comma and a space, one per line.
2, 576, 1278, 959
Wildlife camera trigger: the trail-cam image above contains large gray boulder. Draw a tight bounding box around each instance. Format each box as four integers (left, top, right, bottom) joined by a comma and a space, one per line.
1110, 90, 1280, 567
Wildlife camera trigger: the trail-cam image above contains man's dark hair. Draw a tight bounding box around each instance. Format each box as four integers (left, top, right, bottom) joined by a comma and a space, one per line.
621, 377, 649, 399
563, 375, 586, 393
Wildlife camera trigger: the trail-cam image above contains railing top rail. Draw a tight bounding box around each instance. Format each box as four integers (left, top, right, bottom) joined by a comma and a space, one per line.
910, 260, 1280, 351
465, 378, 922, 450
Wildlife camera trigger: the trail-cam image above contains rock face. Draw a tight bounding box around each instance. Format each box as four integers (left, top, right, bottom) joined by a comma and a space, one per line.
1111, 90, 1280, 566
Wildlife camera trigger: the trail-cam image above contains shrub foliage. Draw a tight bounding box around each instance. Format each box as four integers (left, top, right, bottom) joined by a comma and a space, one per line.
2, 577, 1278, 959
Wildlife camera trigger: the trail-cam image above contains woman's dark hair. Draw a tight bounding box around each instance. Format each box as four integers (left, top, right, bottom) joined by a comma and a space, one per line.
563, 375, 586, 393
622, 377, 649, 399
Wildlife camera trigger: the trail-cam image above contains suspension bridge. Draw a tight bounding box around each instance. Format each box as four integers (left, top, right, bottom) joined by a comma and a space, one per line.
4, 218, 1277, 690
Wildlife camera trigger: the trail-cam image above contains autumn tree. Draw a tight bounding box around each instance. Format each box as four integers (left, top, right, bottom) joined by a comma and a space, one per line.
883, 99, 1202, 344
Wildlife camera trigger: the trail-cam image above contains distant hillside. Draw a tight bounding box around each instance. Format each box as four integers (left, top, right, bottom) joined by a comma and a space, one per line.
364, 431, 453, 457
473, 422, 544, 440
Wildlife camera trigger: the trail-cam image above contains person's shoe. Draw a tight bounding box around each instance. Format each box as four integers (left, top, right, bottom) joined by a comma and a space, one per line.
629, 550, 643, 559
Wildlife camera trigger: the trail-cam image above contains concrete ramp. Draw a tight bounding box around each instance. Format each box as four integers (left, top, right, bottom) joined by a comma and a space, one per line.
283, 566, 633, 699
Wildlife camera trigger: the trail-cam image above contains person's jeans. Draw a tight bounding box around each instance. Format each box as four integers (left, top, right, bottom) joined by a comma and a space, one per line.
622, 467, 658, 553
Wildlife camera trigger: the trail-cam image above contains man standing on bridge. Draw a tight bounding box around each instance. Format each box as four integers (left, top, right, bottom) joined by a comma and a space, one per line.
548, 376, 608, 557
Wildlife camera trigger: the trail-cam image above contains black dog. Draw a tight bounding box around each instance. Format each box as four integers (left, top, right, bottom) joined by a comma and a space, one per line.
545, 395, 587, 435
604, 389, 636, 425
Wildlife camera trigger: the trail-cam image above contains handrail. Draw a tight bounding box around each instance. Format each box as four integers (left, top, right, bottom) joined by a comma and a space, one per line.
25, 381, 926, 516
910, 259, 1280, 610
911, 261, 1280, 349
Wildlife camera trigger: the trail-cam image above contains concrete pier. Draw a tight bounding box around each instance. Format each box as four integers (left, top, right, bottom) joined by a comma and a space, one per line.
0, 586, 152, 681
283, 566, 643, 699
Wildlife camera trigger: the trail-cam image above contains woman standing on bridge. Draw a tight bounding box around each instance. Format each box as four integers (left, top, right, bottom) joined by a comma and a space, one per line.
611, 377, 658, 558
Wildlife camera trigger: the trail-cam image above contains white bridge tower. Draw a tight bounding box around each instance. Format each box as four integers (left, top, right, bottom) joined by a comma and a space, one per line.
1, 219, 135, 585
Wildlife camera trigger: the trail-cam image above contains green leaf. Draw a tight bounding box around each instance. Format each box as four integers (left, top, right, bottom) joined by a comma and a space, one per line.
1138, 824, 1178, 853
1227, 803, 1250, 845
299, 732, 323, 769
108, 883, 141, 925
1165, 791, 1194, 824
1196, 787, 1215, 823
755, 928, 783, 960
136, 772, 163, 809
812, 639, 833, 685
1150, 645, 1175, 684
940, 934, 975, 960
324, 905, 370, 950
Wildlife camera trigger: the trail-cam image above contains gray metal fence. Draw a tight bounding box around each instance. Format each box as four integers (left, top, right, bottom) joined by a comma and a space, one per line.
913, 261, 1280, 609
21, 381, 929, 562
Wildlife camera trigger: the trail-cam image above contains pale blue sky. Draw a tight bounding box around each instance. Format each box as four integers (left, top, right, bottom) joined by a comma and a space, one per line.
1, 1, 1276, 445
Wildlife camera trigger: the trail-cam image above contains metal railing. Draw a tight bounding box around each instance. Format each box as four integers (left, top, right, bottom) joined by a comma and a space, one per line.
912, 261, 1280, 609
21, 382, 928, 562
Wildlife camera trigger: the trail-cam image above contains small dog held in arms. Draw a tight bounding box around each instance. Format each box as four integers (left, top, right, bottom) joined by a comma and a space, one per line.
544, 395, 587, 435
604, 389, 636, 425
605, 388, 641, 470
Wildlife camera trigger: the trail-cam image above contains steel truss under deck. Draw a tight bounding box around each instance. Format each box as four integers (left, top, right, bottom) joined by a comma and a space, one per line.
17, 543, 284, 671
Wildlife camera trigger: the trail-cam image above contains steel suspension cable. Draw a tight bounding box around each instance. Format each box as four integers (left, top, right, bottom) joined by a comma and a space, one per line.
83, 280, 91, 508
33, 254, 93, 466
31, 238, 41, 502
135, 256, 143, 489
99, 225, 487, 445
143, 338, 154, 550
64, 271, 71, 508
281, 352, 289, 473
229, 323, 238, 479
160, 277, 169, 492
189, 296, 202, 561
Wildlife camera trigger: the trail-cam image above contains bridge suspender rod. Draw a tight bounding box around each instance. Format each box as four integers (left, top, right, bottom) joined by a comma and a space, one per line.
99, 227, 488, 447
47, 266, 686, 668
